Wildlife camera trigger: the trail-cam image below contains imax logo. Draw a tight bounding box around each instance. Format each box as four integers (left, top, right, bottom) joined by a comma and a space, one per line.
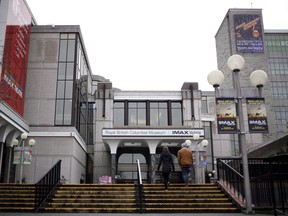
172, 130, 192, 135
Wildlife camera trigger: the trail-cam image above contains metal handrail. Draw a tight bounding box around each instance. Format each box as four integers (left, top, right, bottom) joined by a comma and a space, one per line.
35, 160, 61, 212
136, 159, 143, 213
217, 157, 288, 213
218, 159, 243, 178
217, 158, 245, 202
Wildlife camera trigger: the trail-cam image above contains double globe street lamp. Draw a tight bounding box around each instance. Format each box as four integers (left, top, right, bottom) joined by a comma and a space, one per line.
12, 133, 36, 183
186, 134, 209, 184
207, 54, 268, 214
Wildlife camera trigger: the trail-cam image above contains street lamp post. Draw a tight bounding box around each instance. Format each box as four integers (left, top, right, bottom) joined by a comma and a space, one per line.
5, 139, 20, 183
17, 133, 36, 183
188, 135, 209, 184
207, 54, 268, 214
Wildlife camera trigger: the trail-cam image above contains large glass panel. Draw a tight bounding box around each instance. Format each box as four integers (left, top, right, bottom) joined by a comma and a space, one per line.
63, 100, 72, 125
159, 109, 167, 126
67, 40, 75, 61
114, 111, 124, 126
128, 102, 137, 126
66, 63, 74, 79
58, 63, 66, 79
172, 108, 182, 126
171, 102, 182, 126
150, 107, 158, 126
201, 97, 208, 113
55, 100, 64, 125
59, 40, 67, 61
114, 102, 125, 126
159, 102, 168, 126
65, 81, 73, 98
56, 81, 65, 98
128, 109, 137, 126
138, 108, 146, 125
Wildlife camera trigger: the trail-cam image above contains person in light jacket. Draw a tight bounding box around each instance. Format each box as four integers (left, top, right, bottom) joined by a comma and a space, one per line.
157, 146, 175, 190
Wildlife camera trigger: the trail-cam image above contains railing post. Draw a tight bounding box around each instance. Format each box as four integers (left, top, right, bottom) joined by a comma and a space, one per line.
136, 159, 143, 213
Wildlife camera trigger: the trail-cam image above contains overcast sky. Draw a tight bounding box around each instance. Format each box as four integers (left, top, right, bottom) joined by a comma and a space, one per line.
26, 0, 288, 91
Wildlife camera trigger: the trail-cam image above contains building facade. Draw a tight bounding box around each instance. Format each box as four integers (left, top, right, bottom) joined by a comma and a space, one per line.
0, 1, 287, 184
214, 8, 288, 158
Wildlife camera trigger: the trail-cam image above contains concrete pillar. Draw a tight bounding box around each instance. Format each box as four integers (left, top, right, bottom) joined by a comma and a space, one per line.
147, 140, 160, 183
149, 154, 156, 183
111, 154, 116, 183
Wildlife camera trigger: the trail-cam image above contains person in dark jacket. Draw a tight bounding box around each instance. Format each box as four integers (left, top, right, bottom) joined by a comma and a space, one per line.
157, 146, 175, 190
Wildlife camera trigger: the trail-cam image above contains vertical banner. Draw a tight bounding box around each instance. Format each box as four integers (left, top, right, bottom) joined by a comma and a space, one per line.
216, 98, 238, 134
233, 14, 264, 53
246, 98, 268, 133
1, 0, 32, 116
13, 147, 32, 164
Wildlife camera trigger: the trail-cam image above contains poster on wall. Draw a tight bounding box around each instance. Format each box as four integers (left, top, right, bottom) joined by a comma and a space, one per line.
216, 98, 238, 134
0, 0, 32, 116
246, 98, 268, 133
233, 14, 264, 53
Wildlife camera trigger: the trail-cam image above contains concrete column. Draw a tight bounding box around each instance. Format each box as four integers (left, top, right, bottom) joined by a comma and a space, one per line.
104, 139, 119, 183
149, 154, 156, 183
111, 154, 116, 183
146, 140, 161, 183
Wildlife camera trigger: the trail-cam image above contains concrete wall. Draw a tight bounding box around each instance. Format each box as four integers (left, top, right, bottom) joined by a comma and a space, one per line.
21, 29, 87, 183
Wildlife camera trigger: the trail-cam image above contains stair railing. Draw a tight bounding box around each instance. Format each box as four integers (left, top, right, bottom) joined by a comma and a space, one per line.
217, 158, 245, 203
35, 160, 62, 212
217, 157, 288, 213
136, 159, 143, 213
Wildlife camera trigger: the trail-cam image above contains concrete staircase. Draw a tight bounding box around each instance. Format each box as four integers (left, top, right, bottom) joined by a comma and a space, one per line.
142, 183, 239, 213
43, 183, 139, 213
0, 183, 240, 213
0, 183, 35, 212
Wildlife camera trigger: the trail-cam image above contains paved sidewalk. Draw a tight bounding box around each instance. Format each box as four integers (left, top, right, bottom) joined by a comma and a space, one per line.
0, 213, 274, 216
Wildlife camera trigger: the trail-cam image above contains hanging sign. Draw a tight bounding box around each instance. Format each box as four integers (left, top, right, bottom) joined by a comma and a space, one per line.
216, 98, 238, 134
246, 98, 268, 133
13, 147, 32, 164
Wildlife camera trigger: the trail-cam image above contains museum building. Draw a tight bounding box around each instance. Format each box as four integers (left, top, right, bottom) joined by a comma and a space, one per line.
0, 0, 287, 184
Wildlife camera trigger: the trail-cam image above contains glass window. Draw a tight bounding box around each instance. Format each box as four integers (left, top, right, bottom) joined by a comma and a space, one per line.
159, 108, 167, 126
150, 102, 168, 126
59, 40, 67, 61
114, 102, 125, 126
128, 108, 137, 126
201, 97, 208, 113
66, 63, 74, 79
65, 81, 73, 98
63, 100, 72, 125
114, 100, 182, 127
150, 108, 158, 126
171, 101, 182, 126
56, 81, 65, 98
172, 108, 182, 126
55, 100, 64, 125
58, 63, 66, 79
128, 102, 146, 126
67, 40, 75, 61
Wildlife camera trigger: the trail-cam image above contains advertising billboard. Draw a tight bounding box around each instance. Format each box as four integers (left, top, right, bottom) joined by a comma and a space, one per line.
0, 0, 32, 116
233, 14, 264, 53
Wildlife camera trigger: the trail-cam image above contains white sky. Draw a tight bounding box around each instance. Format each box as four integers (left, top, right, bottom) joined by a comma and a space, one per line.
25, 0, 288, 91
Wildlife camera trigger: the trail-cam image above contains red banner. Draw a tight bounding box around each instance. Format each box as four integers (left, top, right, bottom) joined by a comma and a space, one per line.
1, 0, 32, 116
